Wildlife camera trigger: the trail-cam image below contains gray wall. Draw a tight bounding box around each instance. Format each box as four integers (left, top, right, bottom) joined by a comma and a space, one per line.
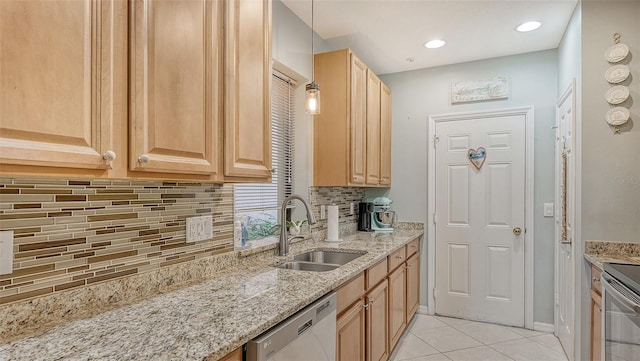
581, 1, 640, 241
370, 50, 559, 324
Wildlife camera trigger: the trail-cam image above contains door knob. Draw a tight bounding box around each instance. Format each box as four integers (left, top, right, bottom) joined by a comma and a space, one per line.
513, 227, 522, 236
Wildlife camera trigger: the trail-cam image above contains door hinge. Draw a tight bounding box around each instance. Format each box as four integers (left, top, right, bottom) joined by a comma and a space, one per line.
433, 212, 437, 224
433, 288, 437, 299
433, 135, 440, 149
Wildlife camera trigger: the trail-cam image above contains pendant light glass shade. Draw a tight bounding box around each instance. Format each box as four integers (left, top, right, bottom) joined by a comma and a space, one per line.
305, 81, 320, 114
306, 0, 320, 115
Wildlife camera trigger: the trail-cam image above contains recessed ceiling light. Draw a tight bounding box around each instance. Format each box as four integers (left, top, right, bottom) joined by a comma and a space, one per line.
516, 21, 542, 32
424, 40, 446, 49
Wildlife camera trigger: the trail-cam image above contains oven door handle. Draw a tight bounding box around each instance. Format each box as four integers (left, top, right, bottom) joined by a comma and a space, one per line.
602, 273, 640, 314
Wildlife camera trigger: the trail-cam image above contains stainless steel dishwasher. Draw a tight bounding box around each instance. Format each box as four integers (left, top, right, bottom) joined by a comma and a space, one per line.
246, 292, 337, 361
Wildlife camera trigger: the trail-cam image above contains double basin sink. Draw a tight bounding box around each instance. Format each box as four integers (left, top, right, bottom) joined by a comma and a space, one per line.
276, 250, 365, 272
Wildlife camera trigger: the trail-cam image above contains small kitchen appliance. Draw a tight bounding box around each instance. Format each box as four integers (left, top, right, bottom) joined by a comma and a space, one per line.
365, 197, 395, 232
358, 202, 374, 232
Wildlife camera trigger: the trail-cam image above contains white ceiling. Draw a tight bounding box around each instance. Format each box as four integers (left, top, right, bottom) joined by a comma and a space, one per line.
281, 0, 578, 75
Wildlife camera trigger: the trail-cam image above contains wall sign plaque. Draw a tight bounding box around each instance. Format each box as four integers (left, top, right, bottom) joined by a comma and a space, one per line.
468, 147, 487, 170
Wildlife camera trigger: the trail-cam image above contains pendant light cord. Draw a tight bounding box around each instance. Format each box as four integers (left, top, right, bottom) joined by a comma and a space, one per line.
311, 0, 314, 81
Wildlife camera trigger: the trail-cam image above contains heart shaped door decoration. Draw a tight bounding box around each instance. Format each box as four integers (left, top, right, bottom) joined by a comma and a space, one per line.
468, 147, 487, 170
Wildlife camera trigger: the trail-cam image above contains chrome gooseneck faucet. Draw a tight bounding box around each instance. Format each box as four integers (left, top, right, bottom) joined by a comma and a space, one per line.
278, 194, 317, 256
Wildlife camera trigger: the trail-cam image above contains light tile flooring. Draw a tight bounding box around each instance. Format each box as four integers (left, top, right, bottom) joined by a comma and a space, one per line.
390, 315, 568, 361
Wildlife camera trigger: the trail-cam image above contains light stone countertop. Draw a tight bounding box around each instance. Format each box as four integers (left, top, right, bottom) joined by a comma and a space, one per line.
584, 240, 640, 269
0, 229, 423, 361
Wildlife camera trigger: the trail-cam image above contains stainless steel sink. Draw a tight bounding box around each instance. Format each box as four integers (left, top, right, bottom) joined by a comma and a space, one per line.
275, 250, 365, 272
293, 250, 363, 266
276, 261, 339, 272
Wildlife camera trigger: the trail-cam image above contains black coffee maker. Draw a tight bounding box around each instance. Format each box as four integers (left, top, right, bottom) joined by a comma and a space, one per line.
358, 202, 374, 232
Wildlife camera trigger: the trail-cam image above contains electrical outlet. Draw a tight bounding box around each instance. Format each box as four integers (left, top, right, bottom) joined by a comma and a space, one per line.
0, 230, 14, 275
320, 205, 326, 220
349, 202, 355, 215
186, 216, 213, 243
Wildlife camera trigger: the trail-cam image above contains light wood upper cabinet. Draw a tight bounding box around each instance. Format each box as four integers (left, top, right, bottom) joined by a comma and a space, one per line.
313, 48, 391, 187
129, 0, 223, 177
380, 84, 392, 185
223, 0, 272, 181
0, 0, 118, 171
366, 70, 381, 185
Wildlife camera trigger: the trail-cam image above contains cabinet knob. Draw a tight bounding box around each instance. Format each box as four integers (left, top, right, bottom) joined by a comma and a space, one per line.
593, 277, 600, 282
396, 255, 404, 259
138, 154, 151, 164
102, 150, 116, 162
363, 303, 369, 310
369, 298, 374, 304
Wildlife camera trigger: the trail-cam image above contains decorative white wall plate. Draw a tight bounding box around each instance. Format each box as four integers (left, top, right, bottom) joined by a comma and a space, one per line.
605, 107, 630, 126
451, 77, 509, 104
605, 65, 630, 84
605, 86, 630, 105
604, 43, 630, 63
467, 147, 487, 170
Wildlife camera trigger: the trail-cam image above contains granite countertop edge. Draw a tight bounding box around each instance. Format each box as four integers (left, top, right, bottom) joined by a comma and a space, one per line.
583, 240, 640, 269
0, 229, 424, 361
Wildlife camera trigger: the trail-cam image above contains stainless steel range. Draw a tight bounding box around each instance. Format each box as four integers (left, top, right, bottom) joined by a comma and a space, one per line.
602, 263, 640, 361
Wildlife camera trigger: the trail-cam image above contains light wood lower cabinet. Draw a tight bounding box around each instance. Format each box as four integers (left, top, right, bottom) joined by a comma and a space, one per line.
0, 0, 120, 172
336, 237, 421, 361
218, 347, 242, 361
129, 0, 223, 177
591, 264, 602, 361
388, 264, 406, 350
406, 253, 420, 320
367, 279, 389, 361
337, 297, 366, 361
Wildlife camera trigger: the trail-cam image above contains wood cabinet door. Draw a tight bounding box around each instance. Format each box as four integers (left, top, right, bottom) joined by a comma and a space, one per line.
0, 0, 117, 170
219, 347, 243, 361
366, 279, 389, 361
129, 0, 223, 176
591, 291, 602, 361
350, 54, 367, 185
380, 84, 392, 185
337, 299, 366, 361
406, 253, 420, 321
389, 264, 407, 350
365, 70, 381, 185
224, 0, 272, 180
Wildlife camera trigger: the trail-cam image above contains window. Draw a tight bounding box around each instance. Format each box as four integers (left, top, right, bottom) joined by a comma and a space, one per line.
234, 71, 296, 241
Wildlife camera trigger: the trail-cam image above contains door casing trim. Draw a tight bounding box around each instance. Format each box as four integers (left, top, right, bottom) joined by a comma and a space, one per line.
426, 105, 535, 329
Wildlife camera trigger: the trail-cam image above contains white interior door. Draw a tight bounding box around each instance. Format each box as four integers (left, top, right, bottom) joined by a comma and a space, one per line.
555, 83, 575, 360
434, 114, 526, 326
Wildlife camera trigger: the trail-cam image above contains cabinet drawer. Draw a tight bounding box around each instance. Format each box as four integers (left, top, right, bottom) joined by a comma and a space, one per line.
388, 246, 406, 271
591, 264, 602, 295
366, 258, 388, 290
407, 238, 420, 257
337, 272, 365, 315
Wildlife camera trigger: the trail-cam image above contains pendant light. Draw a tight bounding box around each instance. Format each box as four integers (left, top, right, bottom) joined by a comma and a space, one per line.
305, 0, 320, 115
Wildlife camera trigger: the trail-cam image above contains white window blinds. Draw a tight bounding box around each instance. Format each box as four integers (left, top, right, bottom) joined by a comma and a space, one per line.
234, 72, 295, 214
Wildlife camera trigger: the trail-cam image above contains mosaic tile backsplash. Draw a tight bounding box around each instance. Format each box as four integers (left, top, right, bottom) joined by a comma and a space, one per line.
308, 186, 366, 234
0, 178, 234, 305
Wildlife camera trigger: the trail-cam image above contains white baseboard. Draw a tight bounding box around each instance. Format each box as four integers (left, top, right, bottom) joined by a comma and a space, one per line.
533, 322, 555, 333
417, 305, 429, 315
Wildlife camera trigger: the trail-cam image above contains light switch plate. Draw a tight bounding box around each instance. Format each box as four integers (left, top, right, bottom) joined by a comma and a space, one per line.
320, 205, 326, 220
544, 203, 554, 217
349, 202, 355, 215
0, 230, 14, 275
186, 216, 213, 243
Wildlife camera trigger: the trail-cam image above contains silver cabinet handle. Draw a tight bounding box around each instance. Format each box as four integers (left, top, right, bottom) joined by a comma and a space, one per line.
593, 277, 600, 282
138, 154, 150, 163
102, 150, 116, 162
